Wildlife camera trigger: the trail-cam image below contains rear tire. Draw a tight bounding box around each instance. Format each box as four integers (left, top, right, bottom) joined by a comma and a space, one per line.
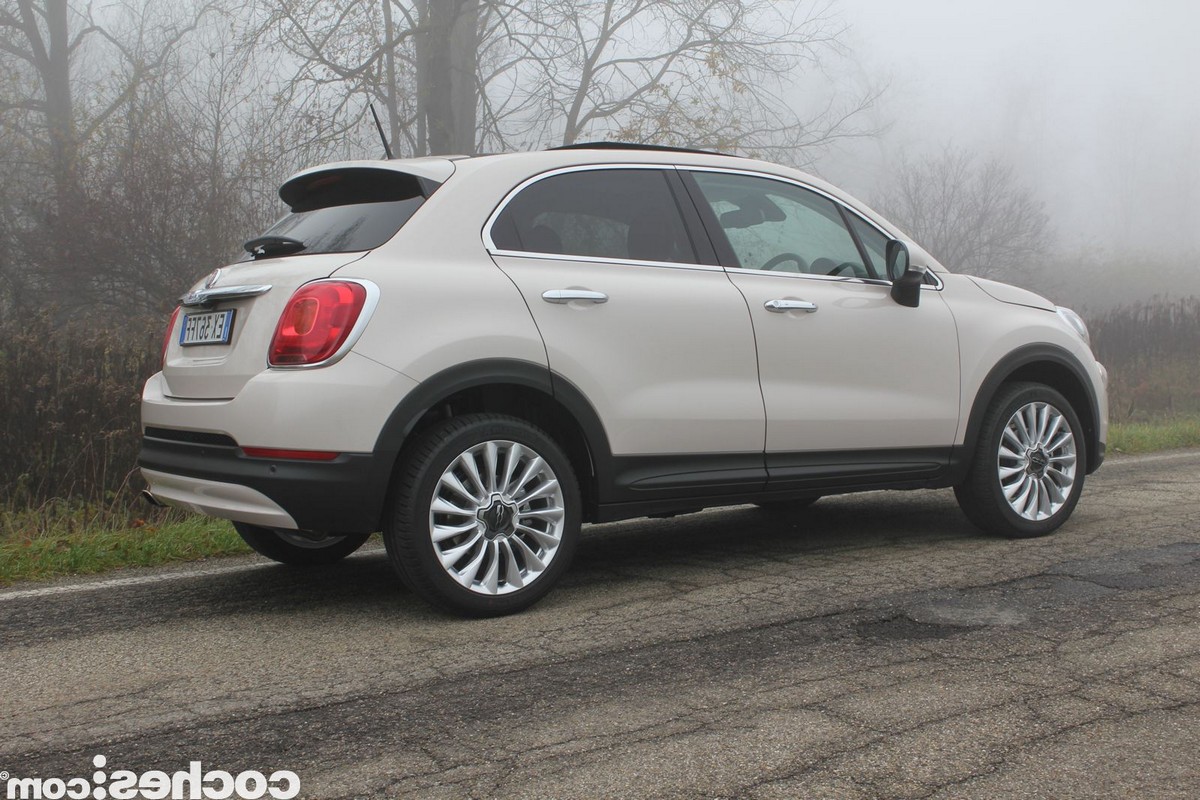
383, 413, 581, 617
955, 382, 1086, 538
233, 522, 370, 565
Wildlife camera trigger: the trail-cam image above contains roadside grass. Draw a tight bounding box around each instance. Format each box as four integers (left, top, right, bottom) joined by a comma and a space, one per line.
1108, 416, 1200, 455
0, 504, 247, 585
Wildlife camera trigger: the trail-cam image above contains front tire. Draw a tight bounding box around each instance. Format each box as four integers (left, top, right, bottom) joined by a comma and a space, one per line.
233, 523, 370, 566
384, 413, 581, 617
955, 382, 1086, 538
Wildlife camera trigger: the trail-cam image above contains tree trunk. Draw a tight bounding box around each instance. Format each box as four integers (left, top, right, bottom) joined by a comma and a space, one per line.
18, 0, 78, 209
15, 0, 81, 304
448, 0, 478, 153
380, 0, 402, 155
420, 0, 478, 155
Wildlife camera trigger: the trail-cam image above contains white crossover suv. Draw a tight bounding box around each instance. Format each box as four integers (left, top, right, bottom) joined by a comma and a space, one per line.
140, 143, 1108, 616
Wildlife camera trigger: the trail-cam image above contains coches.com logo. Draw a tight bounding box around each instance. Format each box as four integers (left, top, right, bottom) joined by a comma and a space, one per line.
2, 756, 300, 800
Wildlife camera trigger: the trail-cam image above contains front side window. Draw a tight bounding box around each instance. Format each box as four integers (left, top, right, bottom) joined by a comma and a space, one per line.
846, 214, 891, 279
491, 169, 697, 265
689, 171, 874, 279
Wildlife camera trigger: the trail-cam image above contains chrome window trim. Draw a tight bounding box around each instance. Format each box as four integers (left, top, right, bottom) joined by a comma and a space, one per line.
724, 265, 884, 287
724, 265, 943, 291
267, 278, 381, 371
481, 163, 715, 268
489, 248, 724, 273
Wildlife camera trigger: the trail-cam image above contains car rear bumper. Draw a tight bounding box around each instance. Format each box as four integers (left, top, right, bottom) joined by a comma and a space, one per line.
141, 467, 299, 529
138, 431, 394, 533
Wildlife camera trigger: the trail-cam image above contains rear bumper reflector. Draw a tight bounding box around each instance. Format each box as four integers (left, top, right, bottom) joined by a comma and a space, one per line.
241, 447, 341, 461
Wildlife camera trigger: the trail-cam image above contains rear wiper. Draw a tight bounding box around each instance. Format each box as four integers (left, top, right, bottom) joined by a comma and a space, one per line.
243, 235, 306, 259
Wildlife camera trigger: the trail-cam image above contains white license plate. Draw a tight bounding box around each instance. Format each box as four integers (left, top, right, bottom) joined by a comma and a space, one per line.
180, 310, 235, 346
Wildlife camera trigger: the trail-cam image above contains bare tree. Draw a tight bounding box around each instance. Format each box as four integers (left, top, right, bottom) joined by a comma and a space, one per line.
0, 0, 880, 314
248, 0, 875, 159
872, 147, 1051, 281
507, 0, 874, 157
0, 0, 249, 311
249, 0, 483, 157
0, 1, 217, 208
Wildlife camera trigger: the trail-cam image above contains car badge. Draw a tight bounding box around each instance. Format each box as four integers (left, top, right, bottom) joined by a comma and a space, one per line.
180, 269, 222, 306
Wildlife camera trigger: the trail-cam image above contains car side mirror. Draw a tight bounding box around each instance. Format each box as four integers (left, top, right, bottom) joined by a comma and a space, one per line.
886, 240, 922, 308
885, 239, 909, 280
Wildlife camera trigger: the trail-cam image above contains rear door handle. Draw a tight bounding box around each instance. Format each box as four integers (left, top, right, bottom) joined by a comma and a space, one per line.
542, 289, 608, 304
764, 299, 818, 313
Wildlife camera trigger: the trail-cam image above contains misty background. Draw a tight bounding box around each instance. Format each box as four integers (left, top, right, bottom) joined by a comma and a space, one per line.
1, 0, 1197, 518
822, 0, 1200, 309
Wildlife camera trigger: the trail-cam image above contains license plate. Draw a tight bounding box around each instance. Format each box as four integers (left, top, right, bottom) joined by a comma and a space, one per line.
180, 310, 235, 346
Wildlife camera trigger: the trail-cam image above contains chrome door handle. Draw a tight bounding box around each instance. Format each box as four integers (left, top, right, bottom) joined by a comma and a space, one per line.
764, 299, 818, 313
542, 289, 608, 304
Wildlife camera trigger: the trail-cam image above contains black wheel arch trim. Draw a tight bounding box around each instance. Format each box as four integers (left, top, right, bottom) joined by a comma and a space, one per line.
373, 358, 616, 493
960, 343, 1104, 476
377, 359, 551, 453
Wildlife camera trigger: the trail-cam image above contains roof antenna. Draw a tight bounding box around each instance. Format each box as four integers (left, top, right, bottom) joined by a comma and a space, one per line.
369, 103, 394, 159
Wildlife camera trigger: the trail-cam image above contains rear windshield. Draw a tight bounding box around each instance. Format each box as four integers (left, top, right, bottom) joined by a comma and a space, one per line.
242, 168, 436, 260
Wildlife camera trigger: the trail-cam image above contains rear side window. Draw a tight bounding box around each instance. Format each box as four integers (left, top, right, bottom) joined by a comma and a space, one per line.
490, 169, 697, 265
244, 168, 435, 260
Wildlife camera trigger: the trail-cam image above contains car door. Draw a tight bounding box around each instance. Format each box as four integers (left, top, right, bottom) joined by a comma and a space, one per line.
681, 168, 961, 485
485, 165, 766, 500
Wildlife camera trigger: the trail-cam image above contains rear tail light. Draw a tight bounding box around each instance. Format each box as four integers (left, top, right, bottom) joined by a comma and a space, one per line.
162, 306, 181, 367
269, 281, 368, 366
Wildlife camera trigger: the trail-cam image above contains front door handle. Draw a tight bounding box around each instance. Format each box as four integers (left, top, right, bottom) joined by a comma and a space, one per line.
764, 299, 818, 313
542, 289, 608, 304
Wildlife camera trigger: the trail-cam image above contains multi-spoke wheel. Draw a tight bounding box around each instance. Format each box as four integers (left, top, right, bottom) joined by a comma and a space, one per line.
384, 414, 581, 616
233, 522, 370, 565
955, 382, 1087, 538
996, 401, 1078, 521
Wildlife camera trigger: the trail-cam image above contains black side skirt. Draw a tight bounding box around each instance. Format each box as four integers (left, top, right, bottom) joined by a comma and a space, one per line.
595, 446, 959, 522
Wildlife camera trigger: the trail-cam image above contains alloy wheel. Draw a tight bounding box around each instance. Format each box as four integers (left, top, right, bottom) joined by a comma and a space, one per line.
997, 401, 1077, 521
428, 440, 566, 595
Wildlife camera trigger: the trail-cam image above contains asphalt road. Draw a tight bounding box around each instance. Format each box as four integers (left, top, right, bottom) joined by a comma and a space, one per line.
3, 450, 1199, 799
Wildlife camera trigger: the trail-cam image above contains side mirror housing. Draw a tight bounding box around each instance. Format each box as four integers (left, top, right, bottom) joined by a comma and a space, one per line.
886, 240, 923, 308
885, 239, 910, 280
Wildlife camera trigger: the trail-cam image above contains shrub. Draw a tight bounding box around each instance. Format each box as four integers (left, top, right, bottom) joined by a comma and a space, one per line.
0, 312, 162, 516
1089, 298, 1200, 421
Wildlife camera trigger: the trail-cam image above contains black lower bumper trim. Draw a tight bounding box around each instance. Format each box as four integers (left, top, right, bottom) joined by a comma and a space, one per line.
138, 435, 395, 534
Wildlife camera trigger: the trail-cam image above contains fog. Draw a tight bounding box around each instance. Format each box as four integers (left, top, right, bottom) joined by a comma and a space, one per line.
819, 0, 1200, 266
1, 0, 1198, 531
1, 0, 1197, 317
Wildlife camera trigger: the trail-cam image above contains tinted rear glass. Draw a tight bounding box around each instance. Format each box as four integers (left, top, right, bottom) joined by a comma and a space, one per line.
243, 168, 433, 260
491, 169, 697, 265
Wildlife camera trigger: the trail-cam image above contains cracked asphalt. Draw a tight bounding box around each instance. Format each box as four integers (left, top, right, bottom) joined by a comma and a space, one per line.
3, 450, 1199, 799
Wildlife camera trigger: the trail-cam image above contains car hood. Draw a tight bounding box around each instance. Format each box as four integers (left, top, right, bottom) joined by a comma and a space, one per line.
966, 276, 1055, 311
